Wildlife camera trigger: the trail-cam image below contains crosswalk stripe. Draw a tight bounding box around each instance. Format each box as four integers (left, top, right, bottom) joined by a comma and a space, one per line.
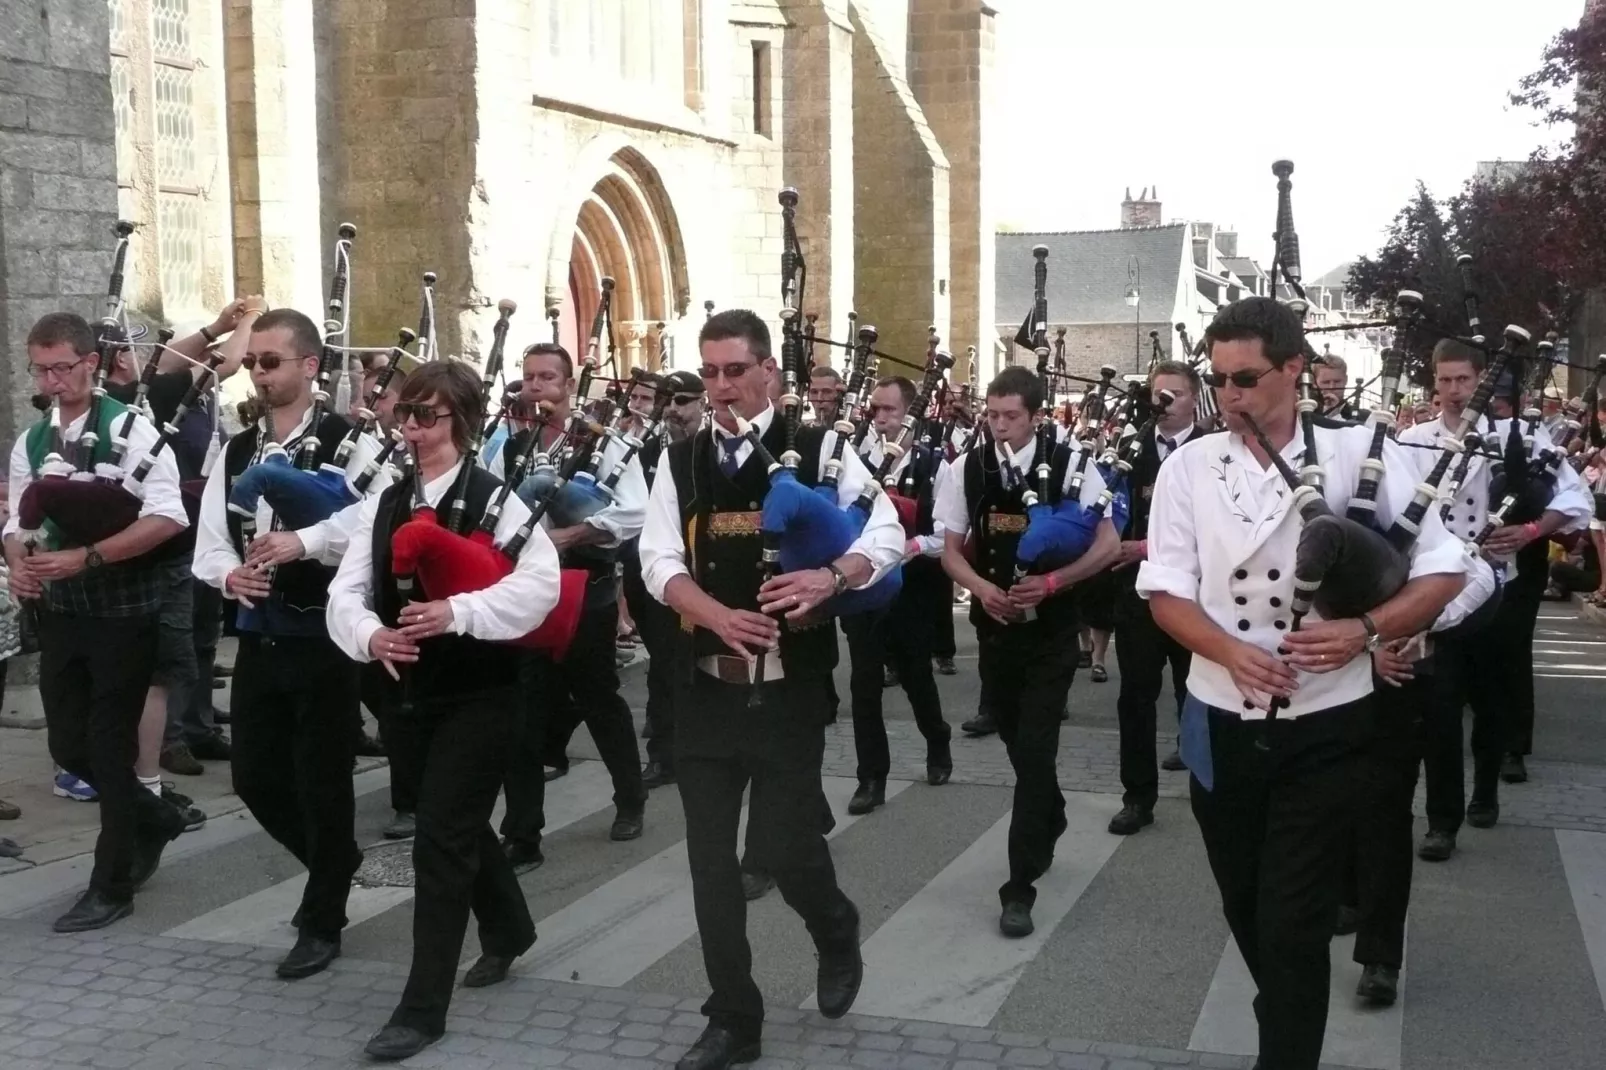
824, 792, 1122, 1025
1556, 829, 1606, 1016
521, 776, 908, 984
1189, 930, 1406, 1069
164, 761, 621, 948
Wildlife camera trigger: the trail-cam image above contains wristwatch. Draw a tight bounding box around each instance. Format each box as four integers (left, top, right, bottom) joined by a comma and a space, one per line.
1360, 612, 1381, 652
198, 324, 218, 345
84, 544, 105, 570
825, 563, 849, 596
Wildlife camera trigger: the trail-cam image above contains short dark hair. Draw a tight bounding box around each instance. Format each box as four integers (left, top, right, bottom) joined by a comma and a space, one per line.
810, 365, 843, 385
1148, 360, 1200, 393
1432, 337, 1486, 372
399, 360, 483, 453
874, 375, 917, 409
699, 309, 773, 362
1203, 297, 1307, 368
987, 366, 1044, 413
251, 308, 323, 358
523, 342, 574, 381
26, 312, 96, 357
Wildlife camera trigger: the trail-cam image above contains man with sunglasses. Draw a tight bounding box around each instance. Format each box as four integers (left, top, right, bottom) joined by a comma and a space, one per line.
492, 342, 650, 874
192, 308, 365, 981
1137, 297, 1468, 1070
4, 312, 193, 932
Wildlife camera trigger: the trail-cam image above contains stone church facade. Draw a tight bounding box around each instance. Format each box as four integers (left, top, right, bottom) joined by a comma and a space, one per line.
0, 0, 996, 446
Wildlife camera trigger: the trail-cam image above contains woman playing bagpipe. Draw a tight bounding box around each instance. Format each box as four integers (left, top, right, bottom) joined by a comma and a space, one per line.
637, 308, 905, 1070
322, 361, 560, 1062
2, 311, 192, 934
489, 340, 651, 872
935, 364, 1122, 940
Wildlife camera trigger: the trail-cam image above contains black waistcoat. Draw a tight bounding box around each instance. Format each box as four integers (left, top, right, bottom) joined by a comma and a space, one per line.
370, 467, 522, 700
962, 428, 1077, 636
890, 443, 944, 585
223, 413, 353, 619
502, 427, 617, 584
666, 418, 837, 676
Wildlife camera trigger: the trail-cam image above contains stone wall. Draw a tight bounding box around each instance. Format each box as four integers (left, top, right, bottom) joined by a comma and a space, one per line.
0, 0, 120, 449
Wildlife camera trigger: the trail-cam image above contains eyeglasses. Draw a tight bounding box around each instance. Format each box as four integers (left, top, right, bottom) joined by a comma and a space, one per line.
1202, 366, 1278, 390
243, 353, 313, 372
28, 360, 86, 381
698, 361, 756, 382
395, 403, 452, 428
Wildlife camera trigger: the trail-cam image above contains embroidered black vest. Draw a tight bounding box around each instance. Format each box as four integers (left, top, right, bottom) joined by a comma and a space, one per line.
890, 443, 943, 586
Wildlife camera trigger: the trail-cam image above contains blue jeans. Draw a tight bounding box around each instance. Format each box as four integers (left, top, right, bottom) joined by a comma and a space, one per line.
154, 559, 209, 747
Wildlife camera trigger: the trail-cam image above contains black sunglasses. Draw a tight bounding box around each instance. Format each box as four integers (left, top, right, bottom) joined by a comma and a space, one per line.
1202, 366, 1278, 390
242, 353, 313, 372
395, 402, 451, 428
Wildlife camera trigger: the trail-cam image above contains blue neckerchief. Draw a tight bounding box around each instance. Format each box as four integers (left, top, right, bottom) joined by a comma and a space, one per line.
1179, 692, 1214, 790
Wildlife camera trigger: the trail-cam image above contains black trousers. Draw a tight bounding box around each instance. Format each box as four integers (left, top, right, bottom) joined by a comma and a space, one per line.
229, 634, 361, 939
363, 662, 418, 815
622, 563, 681, 770
1191, 699, 1372, 1070
38, 610, 166, 901
1494, 581, 1543, 756
977, 615, 1079, 908
845, 572, 951, 781
676, 671, 856, 1036
390, 687, 535, 1036
1423, 625, 1508, 835
1346, 671, 1429, 971
932, 581, 957, 660
1113, 581, 1191, 809
502, 597, 647, 849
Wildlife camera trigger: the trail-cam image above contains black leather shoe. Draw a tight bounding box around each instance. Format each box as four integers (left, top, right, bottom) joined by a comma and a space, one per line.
999, 900, 1034, 938
129, 839, 167, 892
1334, 905, 1360, 937
961, 711, 997, 736
1501, 753, 1528, 783
364, 1024, 441, 1061
741, 871, 773, 901
1466, 800, 1499, 829
927, 741, 953, 787
53, 889, 133, 933
544, 765, 569, 783
815, 907, 863, 1020
611, 808, 645, 841
846, 779, 885, 816
1357, 963, 1399, 1006
675, 1024, 761, 1070
462, 952, 518, 988
934, 656, 957, 676
382, 811, 415, 840
189, 733, 233, 762
1418, 830, 1456, 862
1161, 749, 1186, 771
1077, 649, 1092, 668
277, 932, 340, 979
504, 840, 544, 875
1107, 804, 1154, 836
643, 761, 677, 789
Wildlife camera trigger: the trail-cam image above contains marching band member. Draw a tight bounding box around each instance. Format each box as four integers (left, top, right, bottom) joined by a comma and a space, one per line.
808, 364, 845, 426
3, 312, 191, 932
325, 361, 560, 1062
192, 309, 363, 980
494, 342, 649, 872
1107, 361, 1203, 836
640, 310, 901, 1070
1138, 297, 1467, 1070
938, 366, 1121, 938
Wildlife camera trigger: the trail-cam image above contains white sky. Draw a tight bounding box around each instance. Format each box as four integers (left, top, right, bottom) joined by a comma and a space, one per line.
990, 0, 1585, 279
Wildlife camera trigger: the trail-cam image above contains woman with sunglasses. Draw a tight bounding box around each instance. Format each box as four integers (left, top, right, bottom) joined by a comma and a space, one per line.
325, 360, 560, 1062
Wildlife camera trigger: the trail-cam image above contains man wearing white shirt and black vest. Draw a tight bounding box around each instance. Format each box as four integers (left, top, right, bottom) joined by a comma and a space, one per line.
938, 366, 1122, 939
640, 310, 902, 1070
3, 312, 192, 932
192, 309, 364, 981
1107, 361, 1204, 836
494, 342, 650, 870
1139, 297, 1467, 1070
1398, 340, 1592, 859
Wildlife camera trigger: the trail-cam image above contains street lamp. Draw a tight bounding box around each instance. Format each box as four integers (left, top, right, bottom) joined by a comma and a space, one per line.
1125, 256, 1141, 373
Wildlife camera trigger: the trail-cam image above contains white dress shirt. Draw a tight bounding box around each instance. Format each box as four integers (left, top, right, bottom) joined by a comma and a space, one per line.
1154, 422, 1198, 462
298, 430, 393, 564
1398, 414, 1592, 547
862, 439, 948, 558
639, 404, 906, 604
5, 408, 189, 538
1137, 423, 1468, 719
488, 427, 647, 547
931, 432, 1112, 541
324, 459, 561, 662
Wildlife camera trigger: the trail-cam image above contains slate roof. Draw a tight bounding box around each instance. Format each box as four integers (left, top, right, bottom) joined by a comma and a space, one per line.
1221, 256, 1264, 284
995, 225, 1189, 326
1308, 262, 1354, 291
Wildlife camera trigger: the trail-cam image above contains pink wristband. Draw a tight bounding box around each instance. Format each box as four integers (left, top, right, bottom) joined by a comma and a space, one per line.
1523, 522, 1541, 542
1045, 573, 1059, 596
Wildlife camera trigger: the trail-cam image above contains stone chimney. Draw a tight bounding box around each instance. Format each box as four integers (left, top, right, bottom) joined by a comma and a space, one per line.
1120, 186, 1162, 228
1216, 230, 1238, 258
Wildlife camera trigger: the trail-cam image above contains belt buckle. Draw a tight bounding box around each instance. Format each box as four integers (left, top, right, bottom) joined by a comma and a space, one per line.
714, 656, 751, 685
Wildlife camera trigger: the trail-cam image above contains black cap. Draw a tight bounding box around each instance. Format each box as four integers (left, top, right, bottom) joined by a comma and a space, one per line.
663, 369, 704, 396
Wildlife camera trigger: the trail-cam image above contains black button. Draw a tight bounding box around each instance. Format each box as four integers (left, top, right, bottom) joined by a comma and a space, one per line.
1237, 619, 1250, 631
1269, 597, 1282, 607
1234, 569, 1248, 580
1446, 515, 1456, 523
1267, 569, 1280, 581
1466, 498, 1474, 506
1274, 620, 1287, 630
1235, 596, 1247, 605
1244, 700, 1256, 710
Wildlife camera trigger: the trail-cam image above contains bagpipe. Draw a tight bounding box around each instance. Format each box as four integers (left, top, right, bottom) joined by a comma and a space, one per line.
1175, 322, 1220, 430
17, 220, 151, 550
864, 338, 954, 536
